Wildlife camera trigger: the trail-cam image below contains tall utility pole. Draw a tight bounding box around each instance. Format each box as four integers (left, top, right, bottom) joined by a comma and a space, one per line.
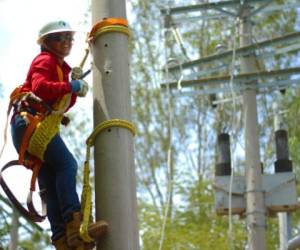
240, 5, 266, 250
90, 1, 139, 250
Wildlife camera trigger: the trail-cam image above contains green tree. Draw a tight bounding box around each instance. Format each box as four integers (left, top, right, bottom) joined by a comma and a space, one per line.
128, 0, 299, 249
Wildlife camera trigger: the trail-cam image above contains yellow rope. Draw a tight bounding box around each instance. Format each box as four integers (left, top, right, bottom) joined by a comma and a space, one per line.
79, 160, 94, 242
86, 119, 136, 146
79, 119, 136, 242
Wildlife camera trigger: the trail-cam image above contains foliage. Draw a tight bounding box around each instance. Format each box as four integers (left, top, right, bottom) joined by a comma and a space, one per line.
129, 0, 300, 249
139, 180, 248, 250
17, 230, 51, 250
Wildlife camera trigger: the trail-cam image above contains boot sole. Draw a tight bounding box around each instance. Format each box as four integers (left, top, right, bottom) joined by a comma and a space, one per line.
88, 220, 109, 239
68, 220, 108, 246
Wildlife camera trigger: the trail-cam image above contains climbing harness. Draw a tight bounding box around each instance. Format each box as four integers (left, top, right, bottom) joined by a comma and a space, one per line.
0, 65, 71, 222
79, 119, 136, 242
0, 90, 49, 222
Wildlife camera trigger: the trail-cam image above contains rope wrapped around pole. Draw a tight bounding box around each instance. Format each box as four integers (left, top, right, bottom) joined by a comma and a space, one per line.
79, 119, 136, 241
88, 17, 130, 43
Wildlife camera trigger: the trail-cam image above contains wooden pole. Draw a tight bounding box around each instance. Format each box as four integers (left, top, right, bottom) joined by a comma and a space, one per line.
90, 1, 139, 249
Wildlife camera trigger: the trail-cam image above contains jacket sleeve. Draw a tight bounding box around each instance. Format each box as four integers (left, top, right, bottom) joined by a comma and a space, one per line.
30, 57, 72, 102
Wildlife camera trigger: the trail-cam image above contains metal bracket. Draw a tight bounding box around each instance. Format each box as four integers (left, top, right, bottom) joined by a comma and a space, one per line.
214, 172, 299, 216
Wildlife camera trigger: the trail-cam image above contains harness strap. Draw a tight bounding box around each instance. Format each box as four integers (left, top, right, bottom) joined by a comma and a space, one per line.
0, 160, 46, 222
18, 112, 43, 166
17, 112, 44, 193
0, 88, 30, 159
28, 156, 42, 192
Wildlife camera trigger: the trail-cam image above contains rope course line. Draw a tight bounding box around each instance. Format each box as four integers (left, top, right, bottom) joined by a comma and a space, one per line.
158, 5, 176, 247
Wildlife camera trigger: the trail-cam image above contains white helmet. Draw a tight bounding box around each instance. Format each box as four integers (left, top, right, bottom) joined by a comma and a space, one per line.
37, 20, 75, 44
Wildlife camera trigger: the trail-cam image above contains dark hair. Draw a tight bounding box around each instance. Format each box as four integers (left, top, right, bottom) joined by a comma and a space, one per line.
40, 35, 51, 52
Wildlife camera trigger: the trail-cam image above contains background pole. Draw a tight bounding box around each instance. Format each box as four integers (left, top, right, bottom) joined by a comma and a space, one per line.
240, 4, 267, 250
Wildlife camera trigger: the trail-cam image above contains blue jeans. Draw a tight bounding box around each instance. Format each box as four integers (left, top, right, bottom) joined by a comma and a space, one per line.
11, 114, 81, 240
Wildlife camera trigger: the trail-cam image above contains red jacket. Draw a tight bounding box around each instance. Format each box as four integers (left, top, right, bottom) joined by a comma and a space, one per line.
21, 51, 77, 112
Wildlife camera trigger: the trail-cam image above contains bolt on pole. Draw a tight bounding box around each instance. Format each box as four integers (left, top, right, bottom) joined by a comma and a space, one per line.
240, 5, 267, 250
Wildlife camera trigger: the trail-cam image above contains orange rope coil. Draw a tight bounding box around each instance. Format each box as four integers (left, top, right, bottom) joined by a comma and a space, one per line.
88, 17, 130, 43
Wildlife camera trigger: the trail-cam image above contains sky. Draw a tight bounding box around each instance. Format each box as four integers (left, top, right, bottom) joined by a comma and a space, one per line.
0, 0, 90, 90
0, 0, 92, 239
